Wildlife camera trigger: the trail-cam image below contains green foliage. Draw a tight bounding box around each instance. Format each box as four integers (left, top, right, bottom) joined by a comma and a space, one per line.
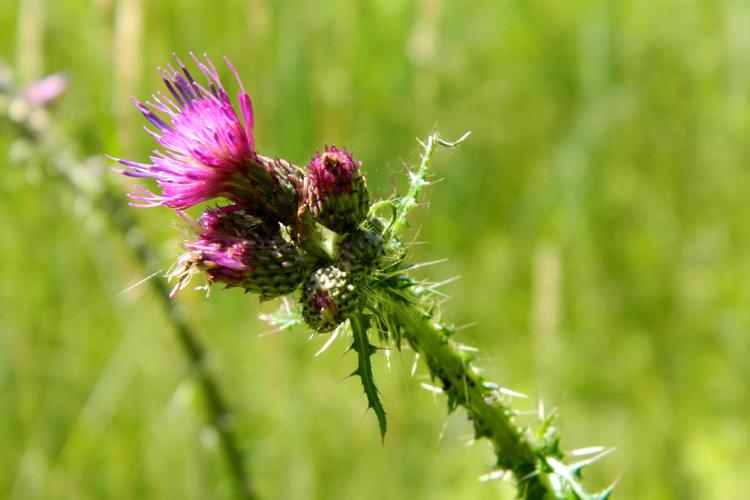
2, 1, 750, 498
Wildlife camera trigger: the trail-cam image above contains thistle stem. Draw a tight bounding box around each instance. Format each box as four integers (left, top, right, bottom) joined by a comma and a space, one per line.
369, 131, 610, 499
391, 297, 553, 499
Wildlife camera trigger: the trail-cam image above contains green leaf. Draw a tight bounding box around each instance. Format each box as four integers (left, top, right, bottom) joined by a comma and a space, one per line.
350, 315, 387, 440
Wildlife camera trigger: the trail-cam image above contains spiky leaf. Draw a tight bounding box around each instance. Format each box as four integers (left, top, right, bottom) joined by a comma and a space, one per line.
350, 315, 387, 439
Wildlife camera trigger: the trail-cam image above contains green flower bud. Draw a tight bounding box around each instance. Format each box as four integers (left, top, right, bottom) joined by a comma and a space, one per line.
301, 266, 363, 333
337, 229, 385, 275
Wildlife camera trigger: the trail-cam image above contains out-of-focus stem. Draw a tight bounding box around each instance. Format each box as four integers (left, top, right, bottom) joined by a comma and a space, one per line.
98, 194, 255, 500
16, 0, 44, 83
6, 116, 256, 500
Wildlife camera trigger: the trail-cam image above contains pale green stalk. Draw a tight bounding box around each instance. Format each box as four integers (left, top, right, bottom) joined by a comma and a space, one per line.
384, 131, 471, 240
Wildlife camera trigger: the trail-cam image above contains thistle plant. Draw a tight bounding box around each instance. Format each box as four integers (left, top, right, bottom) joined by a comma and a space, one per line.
3, 52, 616, 498
106, 54, 617, 499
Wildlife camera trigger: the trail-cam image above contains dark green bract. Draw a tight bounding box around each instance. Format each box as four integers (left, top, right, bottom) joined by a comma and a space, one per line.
337, 230, 385, 275
239, 240, 307, 300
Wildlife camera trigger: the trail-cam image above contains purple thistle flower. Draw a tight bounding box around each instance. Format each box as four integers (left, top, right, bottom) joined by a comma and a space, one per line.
187, 235, 305, 300
110, 54, 300, 222
305, 146, 369, 233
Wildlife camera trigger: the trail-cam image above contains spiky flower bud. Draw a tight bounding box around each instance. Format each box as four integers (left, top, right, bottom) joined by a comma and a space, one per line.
301, 266, 363, 333
186, 235, 306, 300
337, 230, 385, 275
305, 146, 369, 233
169, 205, 306, 300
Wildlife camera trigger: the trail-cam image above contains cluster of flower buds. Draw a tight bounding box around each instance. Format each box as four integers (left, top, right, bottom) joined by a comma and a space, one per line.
112, 54, 385, 333
298, 147, 386, 332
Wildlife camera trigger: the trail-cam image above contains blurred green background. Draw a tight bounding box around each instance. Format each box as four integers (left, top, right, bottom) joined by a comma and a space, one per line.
2, 0, 749, 498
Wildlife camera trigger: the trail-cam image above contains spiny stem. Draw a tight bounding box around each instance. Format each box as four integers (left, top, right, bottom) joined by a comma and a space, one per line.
5, 112, 256, 500
386, 131, 471, 240
389, 297, 553, 499
376, 131, 559, 498
367, 132, 612, 499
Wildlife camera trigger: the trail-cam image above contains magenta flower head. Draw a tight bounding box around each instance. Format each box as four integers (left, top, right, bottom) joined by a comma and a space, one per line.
110, 54, 300, 223
169, 205, 306, 300
305, 146, 369, 233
